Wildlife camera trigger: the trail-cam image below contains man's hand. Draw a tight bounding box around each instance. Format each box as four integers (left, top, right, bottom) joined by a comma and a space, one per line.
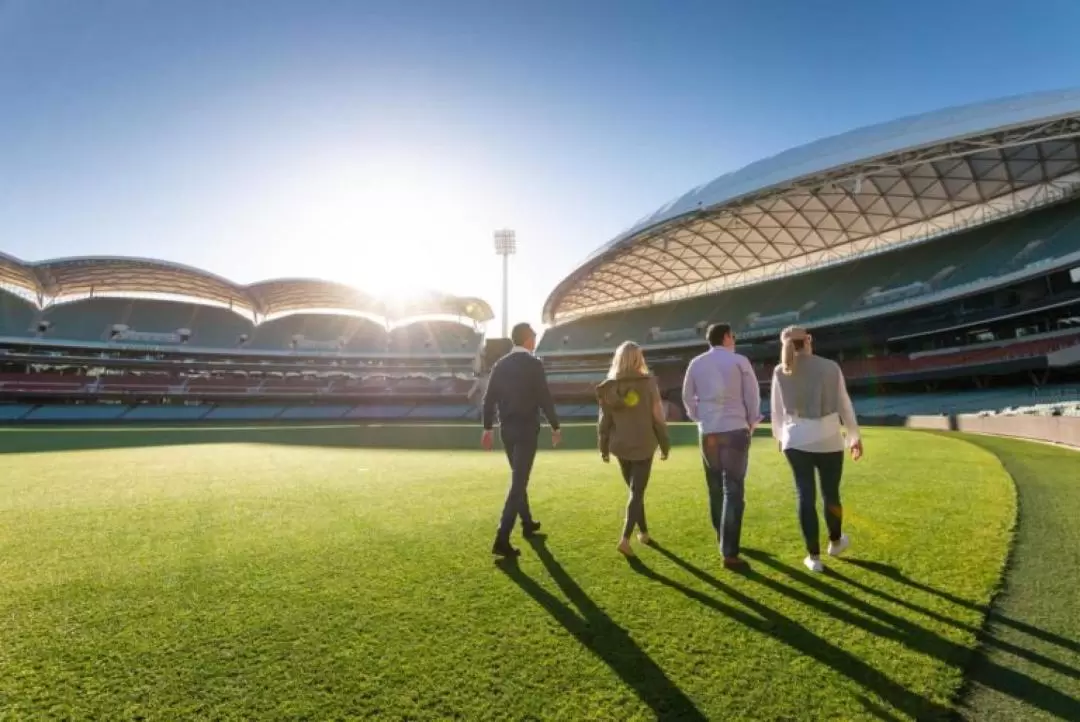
850, 439, 863, 461
481, 429, 494, 451
777, 441, 783, 453
551, 428, 562, 447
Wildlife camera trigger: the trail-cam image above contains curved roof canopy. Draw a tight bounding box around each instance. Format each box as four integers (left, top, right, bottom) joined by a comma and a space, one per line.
544, 88, 1080, 323
36, 256, 249, 310
247, 278, 380, 318
0, 254, 492, 323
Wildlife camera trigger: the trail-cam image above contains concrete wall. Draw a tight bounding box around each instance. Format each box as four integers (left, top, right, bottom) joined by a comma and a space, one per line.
904, 414, 1080, 448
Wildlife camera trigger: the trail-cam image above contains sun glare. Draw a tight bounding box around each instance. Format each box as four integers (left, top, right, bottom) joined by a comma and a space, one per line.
265, 149, 493, 300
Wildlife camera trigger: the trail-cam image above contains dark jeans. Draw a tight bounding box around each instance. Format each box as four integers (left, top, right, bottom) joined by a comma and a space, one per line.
783, 448, 844, 556
701, 429, 751, 558
496, 431, 539, 542
617, 456, 653, 538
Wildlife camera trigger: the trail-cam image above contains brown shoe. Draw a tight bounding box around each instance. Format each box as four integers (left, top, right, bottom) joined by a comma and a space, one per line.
723, 556, 749, 571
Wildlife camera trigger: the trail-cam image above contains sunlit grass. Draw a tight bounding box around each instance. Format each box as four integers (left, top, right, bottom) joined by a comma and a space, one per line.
0, 427, 1018, 720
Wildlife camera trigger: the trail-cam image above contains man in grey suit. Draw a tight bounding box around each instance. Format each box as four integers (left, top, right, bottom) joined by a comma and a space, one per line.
481, 322, 562, 558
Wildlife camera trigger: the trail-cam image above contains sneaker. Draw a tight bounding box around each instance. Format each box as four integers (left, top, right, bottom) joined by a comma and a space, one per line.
804, 556, 824, 573
828, 534, 850, 557
637, 532, 652, 545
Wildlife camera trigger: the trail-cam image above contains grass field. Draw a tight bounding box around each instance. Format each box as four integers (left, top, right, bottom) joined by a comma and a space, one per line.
0, 424, 1074, 720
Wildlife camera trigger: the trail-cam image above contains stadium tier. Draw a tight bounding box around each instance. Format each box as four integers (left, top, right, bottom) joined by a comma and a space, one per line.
538, 196, 1080, 354
0, 257, 492, 356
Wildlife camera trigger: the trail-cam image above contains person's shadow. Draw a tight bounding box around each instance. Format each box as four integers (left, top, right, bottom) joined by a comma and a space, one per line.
495, 536, 707, 721
844, 558, 1080, 655
629, 544, 955, 721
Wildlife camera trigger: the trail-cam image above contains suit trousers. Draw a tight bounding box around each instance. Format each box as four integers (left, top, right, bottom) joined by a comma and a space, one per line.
496, 428, 539, 542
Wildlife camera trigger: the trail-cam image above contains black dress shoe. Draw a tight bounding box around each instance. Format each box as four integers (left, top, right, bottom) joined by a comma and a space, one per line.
522, 521, 542, 539
492, 540, 520, 557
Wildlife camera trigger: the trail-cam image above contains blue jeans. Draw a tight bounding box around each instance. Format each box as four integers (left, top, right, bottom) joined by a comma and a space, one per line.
784, 448, 844, 556
701, 429, 751, 558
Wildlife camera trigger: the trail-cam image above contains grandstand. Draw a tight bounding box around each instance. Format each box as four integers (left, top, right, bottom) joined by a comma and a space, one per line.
0, 255, 493, 422
539, 89, 1080, 419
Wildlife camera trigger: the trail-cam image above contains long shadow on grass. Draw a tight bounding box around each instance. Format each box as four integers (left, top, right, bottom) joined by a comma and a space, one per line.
738, 550, 1080, 720
495, 538, 707, 721
845, 558, 1080, 656
817, 562, 1080, 678
628, 545, 954, 720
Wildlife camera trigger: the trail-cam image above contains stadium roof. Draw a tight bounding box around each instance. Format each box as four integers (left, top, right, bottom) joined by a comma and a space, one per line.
0, 254, 494, 323
543, 88, 1080, 323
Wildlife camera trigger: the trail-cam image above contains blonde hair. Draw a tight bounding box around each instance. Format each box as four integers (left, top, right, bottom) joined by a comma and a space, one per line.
607, 341, 650, 380
779, 325, 811, 376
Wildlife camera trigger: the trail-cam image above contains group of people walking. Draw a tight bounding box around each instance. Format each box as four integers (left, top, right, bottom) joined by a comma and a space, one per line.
481, 321, 862, 573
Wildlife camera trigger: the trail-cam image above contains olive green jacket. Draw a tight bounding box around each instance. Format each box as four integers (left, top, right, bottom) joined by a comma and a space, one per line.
597, 373, 671, 461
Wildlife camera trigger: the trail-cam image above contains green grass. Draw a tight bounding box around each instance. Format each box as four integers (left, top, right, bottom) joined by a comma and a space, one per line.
0, 426, 1032, 719
947, 434, 1080, 721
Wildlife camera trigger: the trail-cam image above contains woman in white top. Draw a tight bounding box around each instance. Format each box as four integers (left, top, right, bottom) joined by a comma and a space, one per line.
770, 326, 863, 572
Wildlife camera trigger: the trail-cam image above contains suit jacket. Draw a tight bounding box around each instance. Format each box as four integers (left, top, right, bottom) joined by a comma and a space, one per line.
482, 349, 560, 439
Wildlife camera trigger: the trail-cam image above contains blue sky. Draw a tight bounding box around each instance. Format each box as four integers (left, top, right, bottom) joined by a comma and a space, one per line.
3, 0, 1080, 332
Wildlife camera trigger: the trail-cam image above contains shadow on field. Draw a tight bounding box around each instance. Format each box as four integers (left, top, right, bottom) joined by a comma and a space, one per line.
844, 558, 1080, 656
630, 543, 956, 720
738, 550, 1080, 720
496, 537, 707, 721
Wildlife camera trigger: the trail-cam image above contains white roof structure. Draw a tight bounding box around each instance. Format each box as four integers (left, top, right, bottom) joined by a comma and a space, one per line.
543, 88, 1080, 323
0, 255, 494, 323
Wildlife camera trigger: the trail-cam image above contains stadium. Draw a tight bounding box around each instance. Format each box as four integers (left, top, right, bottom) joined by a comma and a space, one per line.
4, 90, 1080, 721
0, 257, 493, 422
539, 88, 1080, 422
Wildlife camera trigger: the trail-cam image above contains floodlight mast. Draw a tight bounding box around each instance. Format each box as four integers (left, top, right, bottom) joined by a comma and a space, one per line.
493, 229, 517, 338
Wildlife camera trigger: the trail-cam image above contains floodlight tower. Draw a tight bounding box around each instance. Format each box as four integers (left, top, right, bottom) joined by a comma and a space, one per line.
493, 229, 517, 339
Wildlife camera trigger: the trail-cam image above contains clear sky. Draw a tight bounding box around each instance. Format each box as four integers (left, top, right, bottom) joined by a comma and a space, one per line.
3, 0, 1080, 333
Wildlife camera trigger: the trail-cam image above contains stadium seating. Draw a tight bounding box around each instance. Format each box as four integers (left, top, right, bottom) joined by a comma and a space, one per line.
202, 406, 285, 421
0, 404, 33, 420
38, 298, 254, 347
278, 405, 354, 420
540, 197, 1080, 353
94, 374, 178, 394
123, 405, 210, 421
0, 290, 37, 337
247, 313, 387, 352
0, 372, 87, 393
26, 405, 129, 421
387, 321, 482, 355
2, 292, 483, 361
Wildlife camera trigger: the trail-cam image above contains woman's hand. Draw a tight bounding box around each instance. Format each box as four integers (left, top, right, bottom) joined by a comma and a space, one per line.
660, 450, 669, 461
850, 440, 864, 461
601, 453, 610, 463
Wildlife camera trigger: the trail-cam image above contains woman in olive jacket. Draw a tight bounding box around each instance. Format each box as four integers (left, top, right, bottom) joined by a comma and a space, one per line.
597, 341, 671, 557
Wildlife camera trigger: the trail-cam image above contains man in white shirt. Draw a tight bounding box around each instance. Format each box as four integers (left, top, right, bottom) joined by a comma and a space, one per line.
682, 323, 763, 569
